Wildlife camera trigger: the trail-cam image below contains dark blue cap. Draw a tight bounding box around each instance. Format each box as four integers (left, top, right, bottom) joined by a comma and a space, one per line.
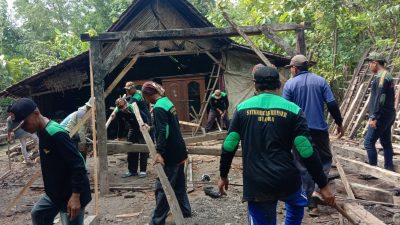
9, 98, 37, 123
253, 66, 280, 84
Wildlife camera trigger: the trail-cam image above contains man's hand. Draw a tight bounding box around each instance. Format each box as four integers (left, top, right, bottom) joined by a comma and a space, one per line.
153, 153, 165, 166
142, 123, 150, 131
369, 119, 377, 129
336, 125, 345, 139
115, 138, 121, 141
218, 177, 229, 196
67, 193, 81, 220
217, 109, 223, 115
319, 186, 335, 206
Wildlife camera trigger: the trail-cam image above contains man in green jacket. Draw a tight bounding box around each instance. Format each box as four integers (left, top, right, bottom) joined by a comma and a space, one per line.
141, 81, 191, 225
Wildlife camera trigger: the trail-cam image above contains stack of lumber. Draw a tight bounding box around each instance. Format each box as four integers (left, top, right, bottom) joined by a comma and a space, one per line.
6, 139, 39, 162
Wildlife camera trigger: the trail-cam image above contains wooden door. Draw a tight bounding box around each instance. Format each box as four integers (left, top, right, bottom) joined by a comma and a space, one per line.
163, 80, 189, 122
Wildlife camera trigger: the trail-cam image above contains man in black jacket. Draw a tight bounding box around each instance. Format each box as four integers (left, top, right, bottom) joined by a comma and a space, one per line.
364, 52, 396, 171
10, 98, 91, 225
141, 81, 191, 225
110, 97, 149, 178
205, 89, 230, 131
218, 66, 335, 225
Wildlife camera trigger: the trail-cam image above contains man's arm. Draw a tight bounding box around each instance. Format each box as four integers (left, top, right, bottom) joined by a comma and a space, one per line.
326, 101, 343, 126
153, 107, 169, 158
218, 110, 240, 194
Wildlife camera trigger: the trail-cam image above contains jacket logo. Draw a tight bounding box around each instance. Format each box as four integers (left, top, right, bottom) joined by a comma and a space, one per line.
42, 148, 50, 154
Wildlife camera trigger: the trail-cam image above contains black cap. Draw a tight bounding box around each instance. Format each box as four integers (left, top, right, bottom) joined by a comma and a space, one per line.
9, 98, 37, 123
253, 66, 280, 84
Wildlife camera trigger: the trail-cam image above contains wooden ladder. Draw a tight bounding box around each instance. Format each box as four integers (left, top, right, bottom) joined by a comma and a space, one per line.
193, 63, 222, 135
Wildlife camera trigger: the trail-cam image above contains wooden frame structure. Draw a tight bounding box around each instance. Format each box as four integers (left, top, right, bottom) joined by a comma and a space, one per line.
84, 21, 310, 195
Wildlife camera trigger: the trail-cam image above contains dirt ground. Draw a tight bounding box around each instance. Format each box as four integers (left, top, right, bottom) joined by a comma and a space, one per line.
0, 140, 396, 225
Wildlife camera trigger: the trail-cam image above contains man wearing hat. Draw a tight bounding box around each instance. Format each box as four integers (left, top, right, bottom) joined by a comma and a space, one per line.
141, 81, 192, 225
110, 97, 150, 178
121, 81, 151, 177
205, 89, 230, 132
7, 105, 39, 164
218, 66, 335, 225
364, 52, 395, 171
9, 98, 91, 225
282, 54, 344, 216
60, 98, 93, 161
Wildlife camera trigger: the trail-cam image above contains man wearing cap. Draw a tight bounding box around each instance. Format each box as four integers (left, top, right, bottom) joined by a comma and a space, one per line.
122, 81, 151, 177
110, 97, 150, 178
218, 66, 335, 225
9, 98, 91, 225
7, 105, 39, 164
60, 98, 93, 161
205, 89, 230, 132
282, 54, 344, 216
364, 52, 396, 171
141, 81, 192, 225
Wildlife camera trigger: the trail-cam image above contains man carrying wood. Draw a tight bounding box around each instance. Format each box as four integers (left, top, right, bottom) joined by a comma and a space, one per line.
141, 81, 192, 225
9, 98, 91, 225
218, 66, 335, 225
364, 52, 396, 171
282, 54, 344, 216
205, 89, 230, 132
60, 98, 93, 161
110, 97, 150, 178
7, 104, 39, 165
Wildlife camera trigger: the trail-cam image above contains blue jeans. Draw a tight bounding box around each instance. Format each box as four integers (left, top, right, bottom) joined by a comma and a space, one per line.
31, 194, 85, 225
150, 163, 192, 225
248, 188, 308, 225
364, 114, 395, 170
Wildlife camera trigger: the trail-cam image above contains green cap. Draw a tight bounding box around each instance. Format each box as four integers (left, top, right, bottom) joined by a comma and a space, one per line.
366, 52, 387, 63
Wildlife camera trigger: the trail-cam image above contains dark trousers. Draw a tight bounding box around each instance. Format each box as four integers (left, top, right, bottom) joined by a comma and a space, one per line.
293, 130, 332, 208
364, 113, 395, 170
150, 163, 192, 225
127, 129, 149, 173
205, 109, 229, 131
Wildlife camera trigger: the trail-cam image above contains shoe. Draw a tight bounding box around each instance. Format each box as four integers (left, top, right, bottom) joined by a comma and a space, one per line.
139, 171, 147, 178
122, 172, 138, 178
308, 207, 319, 217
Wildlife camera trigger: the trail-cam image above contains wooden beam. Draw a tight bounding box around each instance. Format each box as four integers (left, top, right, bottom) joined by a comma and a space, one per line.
332, 144, 400, 172
138, 48, 223, 58
342, 202, 386, 225
184, 131, 226, 144
84, 215, 99, 225
89, 46, 100, 213
337, 155, 400, 185
334, 180, 394, 204
131, 103, 184, 224
81, 23, 312, 42
260, 26, 296, 56
90, 41, 109, 196
295, 29, 306, 55
103, 54, 139, 97
221, 10, 273, 69
5, 170, 41, 214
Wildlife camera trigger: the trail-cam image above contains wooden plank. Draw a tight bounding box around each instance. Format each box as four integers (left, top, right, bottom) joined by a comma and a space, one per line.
5, 170, 41, 214
342, 83, 366, 131
220, 10, 274, 69
332, 144, 400, 172
84, 215, 99, 225
81, 23, 312, 42
131, 103, 185, 225
184, 131, 226, 144
342, 202, 386, 225
186, 157, 194, 193
90, 41, 109, 196
334, 179, 394, 203
179, 121, 201, 128
333, 155, 355, 199
260, 26, 296, 56
337, 156, 400, 185
349, 95, 371, 139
